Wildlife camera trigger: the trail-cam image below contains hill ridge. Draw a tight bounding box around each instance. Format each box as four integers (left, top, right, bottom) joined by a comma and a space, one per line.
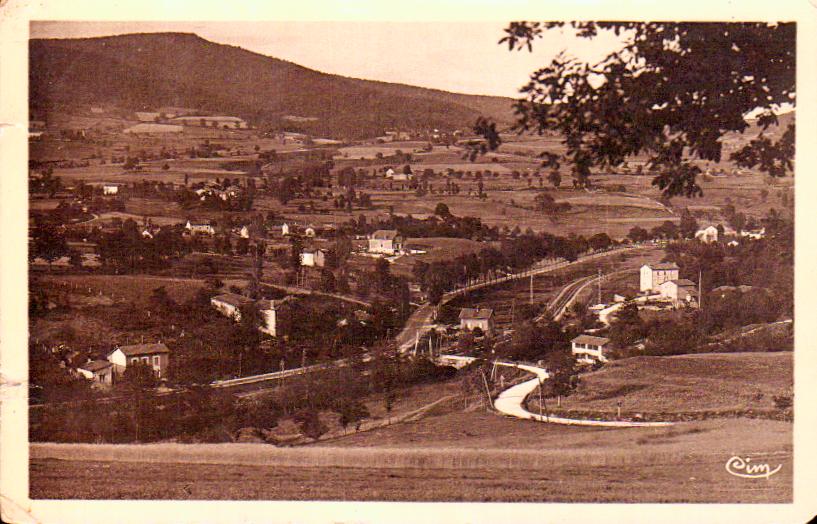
30, 32, 515, 138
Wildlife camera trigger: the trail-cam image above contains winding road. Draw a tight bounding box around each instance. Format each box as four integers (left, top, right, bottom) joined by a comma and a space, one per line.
492, 362, 673, 428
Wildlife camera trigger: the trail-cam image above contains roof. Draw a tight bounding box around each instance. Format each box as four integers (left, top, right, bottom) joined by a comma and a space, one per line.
459, 308, 494, 320
135, 111, 160, 121
571, 334, 610, 346
212, 293, 251, 308
371, 229, 400, 240
117, 343, 170, 356
666, 279, 697, 287
213, 293, 279, 311
645, 262, 679, 270
78, 360, 113, 372
171, 115, 245, 122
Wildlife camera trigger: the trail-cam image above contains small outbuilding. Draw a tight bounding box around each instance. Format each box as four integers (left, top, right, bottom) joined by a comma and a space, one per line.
459, 308, 495, 337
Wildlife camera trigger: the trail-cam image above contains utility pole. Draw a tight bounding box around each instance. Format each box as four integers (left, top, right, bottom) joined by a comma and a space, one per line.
511, 298, 515, 326
530, 274, 534, 305
698, 269, 703, 310
538, 377, 544, 419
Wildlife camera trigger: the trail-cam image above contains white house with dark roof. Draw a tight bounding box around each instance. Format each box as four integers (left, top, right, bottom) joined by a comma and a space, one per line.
571, 334, 610, 364
210, 293, 279, 337
459, 308, 495, 336
640, 262, 680, 292
300, 247, 326, 268
102, 183, 122, 195
185, 220, 215, 236
658, 279, 698, 307
77, 359, 115, 386
107, 342, 170, 378
368, 230, 403, 255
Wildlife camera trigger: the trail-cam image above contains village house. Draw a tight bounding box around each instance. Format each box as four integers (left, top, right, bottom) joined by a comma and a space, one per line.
695, 225, 719, 244
169, 115, 249, 129
210, 293, 279, 337
658, 279, 699, 307
390, 171, 413, 182
368, 230, 403, 255
459, 308, 495, 337
134, 111, 161, 122
76, 359, 115, 387
185, 220, 216, 236
107, 342, 170, 379
300, 248, 326, 268
571, 334, 610, 364
740, 227, 766, 240
102, 183, 121, 196
281, 223, 290, 236
304, 225, 316, 238
639, 262, 680, 292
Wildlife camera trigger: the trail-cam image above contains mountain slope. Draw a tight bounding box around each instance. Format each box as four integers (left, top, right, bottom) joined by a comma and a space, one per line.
29, 32, 515, 138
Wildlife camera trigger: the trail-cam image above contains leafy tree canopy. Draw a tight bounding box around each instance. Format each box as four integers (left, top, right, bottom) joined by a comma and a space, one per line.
478, 22, 795, 198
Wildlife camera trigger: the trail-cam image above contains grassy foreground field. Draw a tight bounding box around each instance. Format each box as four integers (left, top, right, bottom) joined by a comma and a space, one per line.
30, 416, 791, 502
540, 352, 793, 417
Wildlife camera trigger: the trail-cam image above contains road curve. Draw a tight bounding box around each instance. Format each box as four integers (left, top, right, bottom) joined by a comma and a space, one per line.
493, 362, 673, 428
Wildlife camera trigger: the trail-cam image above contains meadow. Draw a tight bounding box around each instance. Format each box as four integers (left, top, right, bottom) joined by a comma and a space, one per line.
529, 352, 793, 417
30, 415, 792, 502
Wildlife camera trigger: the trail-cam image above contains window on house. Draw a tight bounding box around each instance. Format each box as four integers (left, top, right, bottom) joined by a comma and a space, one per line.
142, 356, 149, 364
131, 358, 138, 365
153, 355, 160, 367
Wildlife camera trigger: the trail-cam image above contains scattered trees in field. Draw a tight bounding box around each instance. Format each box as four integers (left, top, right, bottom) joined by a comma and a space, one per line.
477, 22, 794, 197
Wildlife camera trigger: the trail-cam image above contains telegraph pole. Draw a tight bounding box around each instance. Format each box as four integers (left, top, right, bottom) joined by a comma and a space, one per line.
698, 269, 703, 310
530, 274, 534, 305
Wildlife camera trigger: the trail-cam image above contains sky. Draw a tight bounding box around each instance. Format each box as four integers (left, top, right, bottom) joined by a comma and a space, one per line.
30, 21, 626, 98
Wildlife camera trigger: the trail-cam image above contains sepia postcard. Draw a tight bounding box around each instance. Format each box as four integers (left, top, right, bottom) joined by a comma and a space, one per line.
2, 1, 817, 523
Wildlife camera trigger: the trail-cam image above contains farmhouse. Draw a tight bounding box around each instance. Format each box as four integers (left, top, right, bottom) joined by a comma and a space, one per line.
695, 225, 719, 244
658, 279, 698, 307
134, 111, 161, 122
639, 262, 680, 292
211, 293, 279, 337
300, 248, 326, 268
76, 360, 114, 387
740, 228, 766, 240
459, 308, 495, 336
107, 342, 170, 379
571, 334, 610, 364
170, 115, 249, 129
368, 230, 403, 255
185, 220, 215, 235
102, 183, 121, 195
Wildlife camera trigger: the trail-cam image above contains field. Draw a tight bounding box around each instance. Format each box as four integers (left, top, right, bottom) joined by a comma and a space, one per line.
531, 352, 793, 417
36, 274, 206, 306
30, 415, 791, 502
29, 348, 793, 502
